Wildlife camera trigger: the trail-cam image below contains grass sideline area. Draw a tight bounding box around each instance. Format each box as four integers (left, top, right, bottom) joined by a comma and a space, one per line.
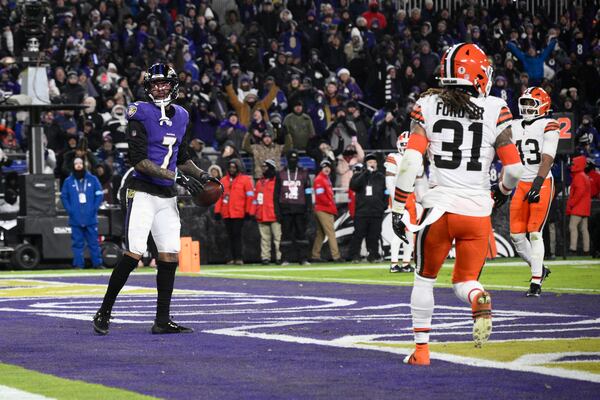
0, 363, 157, 400
1, 258, 599, 294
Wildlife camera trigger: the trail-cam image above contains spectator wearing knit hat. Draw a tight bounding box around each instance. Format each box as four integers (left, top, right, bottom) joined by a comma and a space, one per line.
337, 68, 363, 101
282, 100, 315, 151
216, 111, 247, 152
224, 74, 279, 127
242, 126, 292, 179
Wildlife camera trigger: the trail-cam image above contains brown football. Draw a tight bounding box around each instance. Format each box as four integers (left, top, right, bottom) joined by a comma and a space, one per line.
194, 180, 223, 207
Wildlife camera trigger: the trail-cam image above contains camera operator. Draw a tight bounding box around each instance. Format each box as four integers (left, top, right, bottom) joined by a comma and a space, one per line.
348, 153, 386, 263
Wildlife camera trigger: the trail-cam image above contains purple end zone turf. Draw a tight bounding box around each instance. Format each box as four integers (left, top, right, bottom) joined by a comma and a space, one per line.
0, 275, 598, 399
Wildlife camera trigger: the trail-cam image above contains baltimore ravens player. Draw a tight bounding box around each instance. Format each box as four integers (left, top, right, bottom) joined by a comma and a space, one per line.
93, 63, 211, 335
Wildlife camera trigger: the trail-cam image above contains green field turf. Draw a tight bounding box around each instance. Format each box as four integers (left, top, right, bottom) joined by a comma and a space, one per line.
1, 258, 599, 399
196, 258, 600, 295
0, 363, 157, 400
2, 258, 599, 294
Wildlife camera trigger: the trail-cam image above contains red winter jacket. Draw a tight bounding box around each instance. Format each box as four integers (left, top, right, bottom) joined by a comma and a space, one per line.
588, 169, 600, 199
215, 173, 254, 219
253, 177, 277, 223
314, 172, 337, 215
567, 156, 591, 217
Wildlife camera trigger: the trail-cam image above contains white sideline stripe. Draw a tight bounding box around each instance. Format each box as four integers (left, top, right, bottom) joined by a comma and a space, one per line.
203, 322, 600, 384
0, 272, 157, 279
200, 272, 600, 293
0, 385, 54, 399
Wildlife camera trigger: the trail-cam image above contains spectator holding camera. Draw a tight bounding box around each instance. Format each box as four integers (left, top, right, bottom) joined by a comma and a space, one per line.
311, 159, 341, 262
348, 153, 387, 263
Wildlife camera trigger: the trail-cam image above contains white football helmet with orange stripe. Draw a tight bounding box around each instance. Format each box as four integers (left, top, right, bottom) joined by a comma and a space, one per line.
397, 131, 410, 155
519, 87, 551, 120
439, 43, 493, 97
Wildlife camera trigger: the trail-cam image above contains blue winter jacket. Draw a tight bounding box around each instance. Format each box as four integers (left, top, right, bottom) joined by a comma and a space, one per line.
507, 39, 557, 83
60, 171, 103, 227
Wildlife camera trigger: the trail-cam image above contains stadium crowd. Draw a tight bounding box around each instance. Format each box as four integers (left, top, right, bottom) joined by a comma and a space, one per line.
0, 0, 599, 263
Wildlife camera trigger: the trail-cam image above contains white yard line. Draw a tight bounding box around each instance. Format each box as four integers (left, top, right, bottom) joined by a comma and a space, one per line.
204, 322, 600, 384
0, 385, 55, 400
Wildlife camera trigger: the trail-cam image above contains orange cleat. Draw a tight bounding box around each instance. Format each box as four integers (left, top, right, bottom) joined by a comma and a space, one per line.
403, 343, 430, 366
471, 291, 492, 348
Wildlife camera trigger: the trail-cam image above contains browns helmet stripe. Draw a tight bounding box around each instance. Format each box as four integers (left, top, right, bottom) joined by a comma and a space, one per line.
448, 43, 467, 79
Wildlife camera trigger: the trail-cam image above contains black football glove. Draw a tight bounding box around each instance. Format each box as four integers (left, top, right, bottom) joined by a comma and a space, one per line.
491, 184, 509, 209
199, 172, 223, 187
392, 212, 409, 244
526, 176, 544, 203
175, 170, 203, 195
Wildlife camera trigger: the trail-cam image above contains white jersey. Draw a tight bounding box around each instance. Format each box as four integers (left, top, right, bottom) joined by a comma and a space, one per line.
511, 118, 559, 182
385, 152, 427, 202
412, 93, 512, 216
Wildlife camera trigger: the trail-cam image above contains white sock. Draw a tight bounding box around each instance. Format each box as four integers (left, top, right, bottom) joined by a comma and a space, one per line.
529, 231, 544, 284
402, 232, 414, 265
511, 233, 532, 266
390, 234, 401, 265
411, 274, 436, 343
453, 281, 484, 305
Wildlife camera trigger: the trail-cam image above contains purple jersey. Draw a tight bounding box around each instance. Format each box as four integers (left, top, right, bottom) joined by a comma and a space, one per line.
126, 101, 189, 186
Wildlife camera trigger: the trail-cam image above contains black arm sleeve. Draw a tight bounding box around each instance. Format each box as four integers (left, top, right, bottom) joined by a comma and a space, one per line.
127, 120, 149, 167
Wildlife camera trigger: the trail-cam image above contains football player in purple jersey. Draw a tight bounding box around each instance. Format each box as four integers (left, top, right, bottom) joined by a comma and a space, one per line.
93, 63, 216, 335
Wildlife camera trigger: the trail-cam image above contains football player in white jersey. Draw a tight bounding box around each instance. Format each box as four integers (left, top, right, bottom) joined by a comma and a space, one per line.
507, 87, 558, 297
390, 43, 524, 365
385, 132, 427, 273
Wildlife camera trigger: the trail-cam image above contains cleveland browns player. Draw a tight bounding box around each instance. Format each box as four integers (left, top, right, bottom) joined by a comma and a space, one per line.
391, 43, 524, 365
93, 63, 216, 335
385, 132, 427, 273
507, 87, 557, 297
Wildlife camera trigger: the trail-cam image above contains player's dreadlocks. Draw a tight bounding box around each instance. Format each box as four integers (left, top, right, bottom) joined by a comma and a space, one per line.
420, 87, 484, 120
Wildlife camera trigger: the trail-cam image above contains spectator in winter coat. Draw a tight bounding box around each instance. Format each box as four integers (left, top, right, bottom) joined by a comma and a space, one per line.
337, 68, 363, 101
507, 38, 557, 86
567, 156, 592, 256
346, 101, 371, 149
362, 0, 387, 30
274, 150, 313, 265
215, 111, 247, 151
216, 141, 243, 182
348, 153, 387, 262
242, 129, 293, 179
252, 159, 282, 265
336, 139, 365, 199
282, 100, 315, 151
214, 159, 255, 265
189, 139, 213, 172
311, 160, 341, 262
326, 107, 358, 151
60, 157, 104, 269
224, 75, 279, 127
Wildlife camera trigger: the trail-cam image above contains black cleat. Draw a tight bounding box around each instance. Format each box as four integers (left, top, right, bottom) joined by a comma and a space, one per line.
389, 264, 402, 273
526, 283, 542, 297
541, 266, 551, 282
400, 264, 415, 273
93, 310, 111, 335
151, 319, 194, 334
